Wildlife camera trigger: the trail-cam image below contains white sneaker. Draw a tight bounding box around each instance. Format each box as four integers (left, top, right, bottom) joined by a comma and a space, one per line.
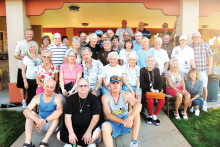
130, 140, 138, 147
194, 109, 200, 116
22, 100, 27, 108
202, 103, 207, 111
88, 143, 96, 147
189, 107, 194, 113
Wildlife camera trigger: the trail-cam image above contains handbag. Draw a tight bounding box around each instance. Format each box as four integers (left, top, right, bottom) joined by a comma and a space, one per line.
58, 81, 74, 94
144, 90, 165, 99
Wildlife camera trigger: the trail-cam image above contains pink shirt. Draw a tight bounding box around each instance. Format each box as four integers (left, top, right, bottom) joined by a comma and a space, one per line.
60, 62, 83, 84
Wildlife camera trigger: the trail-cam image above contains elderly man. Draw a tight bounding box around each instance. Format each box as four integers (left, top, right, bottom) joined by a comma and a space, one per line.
47, 33, 67, 67
95, 30, 104, 49
119, 31, 131, 48
189, 32, 213, 111
162, 34, 174, 58
102, 75, 141, 147
85, 33, 102, 59
138, 22, 151, 44
107, 29, 115, 39
116, 20, 134, 41
171, 35, 196, 76
80, 32, 88, 47
132, 31, 143, 52
14, 29, 38, 108
81, 47, 103, 97
161, 22, 176, 42
57, 78, 101, 147
22, 79, 62, 147
153, 37, 170, 76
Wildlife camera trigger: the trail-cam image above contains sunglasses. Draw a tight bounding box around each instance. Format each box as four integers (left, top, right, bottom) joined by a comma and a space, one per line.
163, 26, 168, 27
78, 85, 89, 88
43, 56, 50, 59
111, 77, 121, 81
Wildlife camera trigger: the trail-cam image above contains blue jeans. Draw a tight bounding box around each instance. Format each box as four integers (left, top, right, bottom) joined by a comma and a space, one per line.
192, 99, 204, 106
122, 85, 142, 94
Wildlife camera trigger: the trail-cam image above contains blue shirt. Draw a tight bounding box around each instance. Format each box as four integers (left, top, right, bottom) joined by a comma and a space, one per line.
132, 40, 142, 52
137, 48, 155, 68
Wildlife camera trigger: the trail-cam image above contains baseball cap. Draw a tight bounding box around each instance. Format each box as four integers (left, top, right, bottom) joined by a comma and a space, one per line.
110, 75, 121, 84
95, 30, 103, 37
179, 35, 187, 40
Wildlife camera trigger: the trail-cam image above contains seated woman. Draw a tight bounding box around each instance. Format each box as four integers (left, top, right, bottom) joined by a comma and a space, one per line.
140, 56, 164, 126
122, 52, 141, 100
102, 52, 122, 95
36, 50, 59, 94
185, 68, 203, 116
119, 39, 137, 65
165, 58, 190, 120
59, 50, 83, 105
22, 41, 42, 105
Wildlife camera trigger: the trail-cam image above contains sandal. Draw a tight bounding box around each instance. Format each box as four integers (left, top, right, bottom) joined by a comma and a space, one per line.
39, 142, 49, 147
23, 142, 35, 147
153, 119, 160, 126
181, 111, 188, 120
173, 111, 181, 120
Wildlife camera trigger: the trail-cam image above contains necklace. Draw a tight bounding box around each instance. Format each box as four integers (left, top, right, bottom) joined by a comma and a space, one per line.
129, 66, 137, 79
79, 97, 87, 113
111, 92, 120, 105
146, 67, 154, 86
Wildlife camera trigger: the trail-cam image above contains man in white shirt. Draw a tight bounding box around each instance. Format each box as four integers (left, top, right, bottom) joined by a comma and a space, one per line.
14, 29, 38, 108
171, 35, 196, 76
116, 20, 134, 41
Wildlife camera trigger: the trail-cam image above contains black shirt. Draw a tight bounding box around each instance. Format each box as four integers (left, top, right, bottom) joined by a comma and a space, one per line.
140, 67, 162, 94
97, 50, 113, 66
139, 28, 151, 39
65, 93, 101, 129
85, 43, 102, 59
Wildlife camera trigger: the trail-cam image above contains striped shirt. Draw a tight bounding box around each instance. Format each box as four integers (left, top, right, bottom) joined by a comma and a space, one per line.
47, 43, 67, 67
189, 42, 213, 72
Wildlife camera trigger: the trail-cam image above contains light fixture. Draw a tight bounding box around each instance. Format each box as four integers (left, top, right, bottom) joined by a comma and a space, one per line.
69, 6, 80, 12
82, 23, 89, 26
144, 23, 148, 26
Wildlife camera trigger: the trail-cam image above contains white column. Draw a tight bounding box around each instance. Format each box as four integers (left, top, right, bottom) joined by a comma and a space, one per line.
6, 0, 30, 82
176, 0, 199, 44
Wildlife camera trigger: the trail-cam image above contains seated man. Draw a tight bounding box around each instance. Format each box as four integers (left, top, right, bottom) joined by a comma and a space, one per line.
23, 79, 63, 147
57, 78, 101, 147
102, 75, 141, 147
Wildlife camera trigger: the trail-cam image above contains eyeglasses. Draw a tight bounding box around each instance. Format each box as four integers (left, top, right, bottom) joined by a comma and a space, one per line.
68, 55, 77, 58
163, 26, 168, 28
78, 85, 89, 88
43, 56, 50, 59
192, 36, 200, 39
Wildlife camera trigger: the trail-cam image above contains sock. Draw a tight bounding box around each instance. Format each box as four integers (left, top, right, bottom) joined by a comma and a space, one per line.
148, 115, 152, 118
152, 114, 157, 120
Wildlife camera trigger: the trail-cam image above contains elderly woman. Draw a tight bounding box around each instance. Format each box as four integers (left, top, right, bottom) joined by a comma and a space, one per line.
165, 58, 190, 120
59, 50, 83, 105
22, 41, 42, 105
39, 35, 51, 54
140, 56, 164, 126
119, 39, 137, 65
102, 52, 122, 95
111, 35, 123, 54
97, 38, 113, 66
63, 36, 81, 64
122, 52, 141, 100
36, 50, 59, 94
185, 68, 203, 116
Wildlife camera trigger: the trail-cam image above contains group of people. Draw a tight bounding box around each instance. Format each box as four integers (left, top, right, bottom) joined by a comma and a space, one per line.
15, 20, 213, 147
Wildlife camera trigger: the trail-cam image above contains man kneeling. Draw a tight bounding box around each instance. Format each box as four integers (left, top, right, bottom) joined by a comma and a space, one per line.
57, 78, 101, 147
23, 79, 63, 147
102, 75, 142, 147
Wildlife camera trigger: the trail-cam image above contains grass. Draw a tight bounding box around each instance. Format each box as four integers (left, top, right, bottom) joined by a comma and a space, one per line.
0, 110, 25, 147
169, 108, 220, 147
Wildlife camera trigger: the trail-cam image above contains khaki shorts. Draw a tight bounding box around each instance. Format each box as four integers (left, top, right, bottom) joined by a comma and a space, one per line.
199, 71, 208, 87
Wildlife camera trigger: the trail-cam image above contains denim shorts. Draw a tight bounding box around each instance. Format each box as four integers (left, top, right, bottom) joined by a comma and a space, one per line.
192, 99, 204, 107
105, 114, 131, 138
122, 85, 142, 94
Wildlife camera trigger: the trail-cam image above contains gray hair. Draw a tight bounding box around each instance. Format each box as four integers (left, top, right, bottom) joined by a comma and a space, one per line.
107, 29, 114, 33
72, 36, 80, 42
81, 47, 91, 53
24, 29, 34, 36
146, 56, 155, 62
154, 37, 163, 44
44, 79, 56, 89
127, 52, 138, 61
135, 31, 143, 36
27, 41, 39, 59
80, 32, 87, 37
53, 33, 61, 38
77, 78, 89, 86
170, 58, 179, 65
89, 33, 97, 38
123, 31, 130, 36
192, 31, 201, 38
107, 52, 119, 60
103, 38, 112, 45
67, 49, 77, 57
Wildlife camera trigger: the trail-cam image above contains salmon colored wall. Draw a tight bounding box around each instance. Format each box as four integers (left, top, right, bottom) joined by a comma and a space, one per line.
9, 83, 27, 103
43, 28, 66, 36
0, 0, 6, 16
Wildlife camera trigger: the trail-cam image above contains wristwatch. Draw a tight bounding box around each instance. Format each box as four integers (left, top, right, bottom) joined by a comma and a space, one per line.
45, 118, 48, 123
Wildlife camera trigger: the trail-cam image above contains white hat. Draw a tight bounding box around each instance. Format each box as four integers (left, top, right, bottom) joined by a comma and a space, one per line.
179, 35, 187, 40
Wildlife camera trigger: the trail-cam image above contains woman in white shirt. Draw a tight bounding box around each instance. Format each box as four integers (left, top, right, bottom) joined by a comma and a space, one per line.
22, 41, 42, 105
119, 39, 136, 65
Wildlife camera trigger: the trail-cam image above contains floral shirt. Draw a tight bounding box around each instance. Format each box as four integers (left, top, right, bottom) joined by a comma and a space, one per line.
36, 63, 59, 86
